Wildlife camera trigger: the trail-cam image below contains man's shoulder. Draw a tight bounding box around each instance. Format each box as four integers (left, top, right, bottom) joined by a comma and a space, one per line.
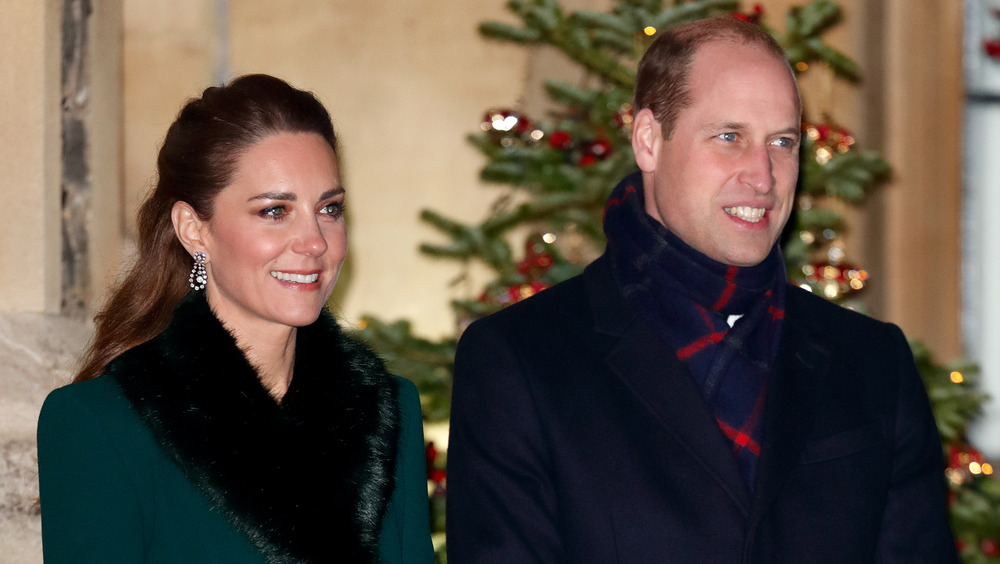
458, 265, 604, 359
786, 283, 888, 327
475, 268, 591, 329
784, 283, 906, 352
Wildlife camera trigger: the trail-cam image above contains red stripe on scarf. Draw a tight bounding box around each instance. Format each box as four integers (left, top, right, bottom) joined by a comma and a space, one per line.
602, 185, 637, 222
717, 420, 762, 456
711, 265, 739, 311
676, 330, 727, 360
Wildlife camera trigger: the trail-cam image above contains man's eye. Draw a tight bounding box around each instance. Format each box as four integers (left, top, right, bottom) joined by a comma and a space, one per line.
771, 136, 798, 148
718, 132, 737, 142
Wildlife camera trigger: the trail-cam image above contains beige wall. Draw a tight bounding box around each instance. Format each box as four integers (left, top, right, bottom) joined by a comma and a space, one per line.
122, 0, 220, 236
877, 0, 963, 360
745, 0, 964, 360
0, 0, 62, 313
4, 0, 957, 355
122, 0, 527, 338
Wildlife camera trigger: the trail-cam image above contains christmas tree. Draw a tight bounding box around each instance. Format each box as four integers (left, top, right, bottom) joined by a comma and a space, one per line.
355, 1, 998, 560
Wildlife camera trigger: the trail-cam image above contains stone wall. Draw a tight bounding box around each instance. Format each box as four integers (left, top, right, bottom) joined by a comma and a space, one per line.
0, 313, 90, 563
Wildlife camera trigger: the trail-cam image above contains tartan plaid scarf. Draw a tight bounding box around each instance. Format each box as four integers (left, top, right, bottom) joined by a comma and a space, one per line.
603, 172, 786, 493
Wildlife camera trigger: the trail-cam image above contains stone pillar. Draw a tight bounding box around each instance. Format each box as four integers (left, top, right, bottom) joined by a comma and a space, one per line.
83, 0, 125, 312
62, 0, 124, 317
0, 0, 63, 314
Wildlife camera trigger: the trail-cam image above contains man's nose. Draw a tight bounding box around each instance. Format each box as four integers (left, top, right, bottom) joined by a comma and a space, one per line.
738, 146, 775, 193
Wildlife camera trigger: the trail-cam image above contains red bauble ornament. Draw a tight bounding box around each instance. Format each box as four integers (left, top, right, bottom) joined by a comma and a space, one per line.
614, 104, 634, 129
981, 538, 1000, 558
731, 3, 763, 23
505, 282, 549, 303
949, 443, 985, 469
518, 235, 555, 276
578, 139, 613, 166
517, 252, 554, 275
425, 442, 439, 470
984, 38, 1000, 59
948, 445, 963, 469
587, 139, 612, 158
481, 108, 539, 146
549, 130, 572, 150
482, 109, 520, 131
803, 120, 855, 157
515, 116, 534, 134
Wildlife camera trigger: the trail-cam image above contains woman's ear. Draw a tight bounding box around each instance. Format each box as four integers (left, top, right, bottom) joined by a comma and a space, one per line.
631, 108, 662, 173
171, 201, 207, 257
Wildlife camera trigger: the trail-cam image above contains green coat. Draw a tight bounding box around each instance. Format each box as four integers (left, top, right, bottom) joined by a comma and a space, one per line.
37, 294, 434, 563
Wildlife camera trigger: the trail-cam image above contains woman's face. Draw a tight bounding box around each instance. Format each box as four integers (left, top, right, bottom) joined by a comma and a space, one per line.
199, 132, 347, 337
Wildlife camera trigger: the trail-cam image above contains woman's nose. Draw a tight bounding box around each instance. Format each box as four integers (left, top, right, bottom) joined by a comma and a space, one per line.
291, 217, 328, 256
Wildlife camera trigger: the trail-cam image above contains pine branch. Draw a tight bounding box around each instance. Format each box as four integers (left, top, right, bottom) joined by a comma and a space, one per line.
351, 317, 456, 421
780, 0, 859, 79
649, 0, 739, 30
544, 80, 600, 107
478, 21, 544, 44
801, 149, 890, 202
785, 0, 841, 38
573, 9, 635, 36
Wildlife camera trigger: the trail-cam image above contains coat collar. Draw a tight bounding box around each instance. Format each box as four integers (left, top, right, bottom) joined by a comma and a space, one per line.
107, 292, 400, 563
584, 256, 826, 518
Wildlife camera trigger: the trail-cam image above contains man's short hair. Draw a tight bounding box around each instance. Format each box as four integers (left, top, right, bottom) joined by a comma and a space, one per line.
634, 17, 794, 139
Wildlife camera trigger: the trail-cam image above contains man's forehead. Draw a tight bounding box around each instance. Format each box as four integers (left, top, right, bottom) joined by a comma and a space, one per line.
687, 39, 801, 112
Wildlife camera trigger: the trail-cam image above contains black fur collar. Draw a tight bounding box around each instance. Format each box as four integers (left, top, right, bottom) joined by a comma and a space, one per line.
108, 292, 400, 563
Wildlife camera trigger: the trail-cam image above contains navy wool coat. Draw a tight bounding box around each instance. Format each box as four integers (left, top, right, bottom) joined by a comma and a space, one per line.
446, 255, 957, 564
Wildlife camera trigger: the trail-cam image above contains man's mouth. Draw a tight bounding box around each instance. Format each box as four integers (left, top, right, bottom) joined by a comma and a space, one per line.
724, 206, 765, 223
270, 271, 319, 284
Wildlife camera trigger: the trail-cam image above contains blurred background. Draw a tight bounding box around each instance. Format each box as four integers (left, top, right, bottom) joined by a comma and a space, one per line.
1, 0, 998, 561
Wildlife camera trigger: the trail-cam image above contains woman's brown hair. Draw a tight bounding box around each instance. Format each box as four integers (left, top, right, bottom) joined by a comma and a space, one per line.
74, 74, 338, 382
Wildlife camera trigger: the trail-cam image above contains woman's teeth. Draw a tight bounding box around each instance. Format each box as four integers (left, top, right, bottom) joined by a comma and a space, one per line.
270, 271, 319, 283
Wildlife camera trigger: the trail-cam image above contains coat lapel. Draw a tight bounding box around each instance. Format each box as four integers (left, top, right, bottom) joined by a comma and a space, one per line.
109, 292, 400, 564
747, 290, 828, 530
585, 257, 752, 513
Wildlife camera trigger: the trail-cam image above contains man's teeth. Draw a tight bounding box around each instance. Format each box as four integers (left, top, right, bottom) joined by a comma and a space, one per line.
724, 206, 765, 223
270, 271, 319, 283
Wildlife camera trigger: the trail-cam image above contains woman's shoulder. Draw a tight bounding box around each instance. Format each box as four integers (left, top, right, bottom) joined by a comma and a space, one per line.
40, 376, 132, 420
38, 375, 152, 453
389, 375, 421, 425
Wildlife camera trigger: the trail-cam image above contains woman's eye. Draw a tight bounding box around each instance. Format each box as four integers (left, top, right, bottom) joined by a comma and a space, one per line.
259, 206, 285, 219
321, 202, 344, 218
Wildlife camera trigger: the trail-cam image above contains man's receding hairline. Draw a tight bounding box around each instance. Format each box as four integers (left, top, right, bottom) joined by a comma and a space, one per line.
688, 37, 801, 104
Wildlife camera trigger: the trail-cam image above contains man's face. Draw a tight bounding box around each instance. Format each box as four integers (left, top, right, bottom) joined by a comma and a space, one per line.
638, 40, 801, 267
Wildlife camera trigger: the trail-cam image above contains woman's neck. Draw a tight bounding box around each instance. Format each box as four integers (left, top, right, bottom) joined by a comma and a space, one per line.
241, 328, 297, 402
211, 314, 298, 402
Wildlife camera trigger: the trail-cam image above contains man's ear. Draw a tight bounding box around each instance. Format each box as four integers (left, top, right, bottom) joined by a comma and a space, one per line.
631, 108, 662, 174
171, 201, 207, 257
